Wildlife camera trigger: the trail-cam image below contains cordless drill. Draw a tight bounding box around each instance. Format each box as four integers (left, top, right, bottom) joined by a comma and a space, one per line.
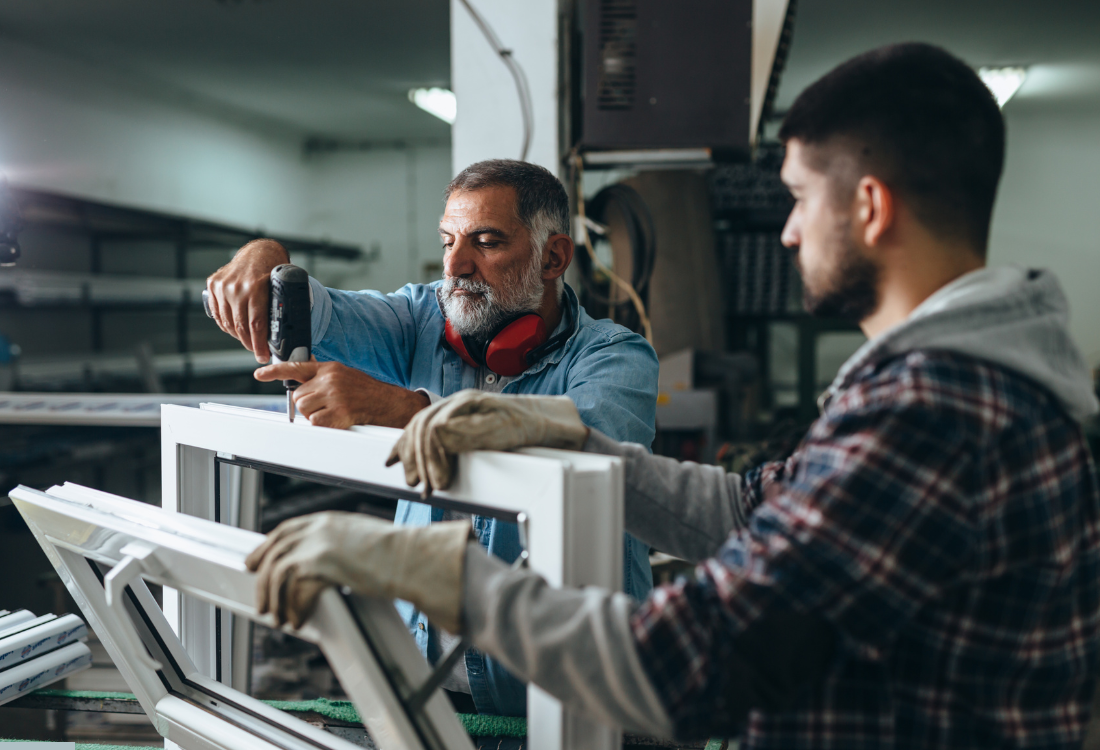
202, 263, 311, 422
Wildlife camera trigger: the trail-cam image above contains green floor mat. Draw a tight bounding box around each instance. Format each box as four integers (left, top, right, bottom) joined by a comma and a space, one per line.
14, 689, 727, 746
1, 739, 160, 743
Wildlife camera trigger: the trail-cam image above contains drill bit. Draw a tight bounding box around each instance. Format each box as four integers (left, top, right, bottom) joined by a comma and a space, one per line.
287, 390, 296, 422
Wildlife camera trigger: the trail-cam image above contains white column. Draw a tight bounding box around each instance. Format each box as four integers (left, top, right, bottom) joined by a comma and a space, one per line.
450, 0, 561, 176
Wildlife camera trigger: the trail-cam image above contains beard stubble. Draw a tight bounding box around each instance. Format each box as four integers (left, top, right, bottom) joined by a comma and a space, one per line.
796, 222, 881, 322
439, 246, 546, 338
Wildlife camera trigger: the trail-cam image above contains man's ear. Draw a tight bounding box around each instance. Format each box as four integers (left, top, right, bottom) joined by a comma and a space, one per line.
855, 175, 895, 249
542, 234, 574, 281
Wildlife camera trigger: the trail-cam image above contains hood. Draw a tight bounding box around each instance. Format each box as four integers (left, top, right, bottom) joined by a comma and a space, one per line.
822, 266, 1100, 423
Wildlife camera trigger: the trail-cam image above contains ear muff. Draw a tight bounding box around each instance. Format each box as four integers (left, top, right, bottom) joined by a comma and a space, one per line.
483, 315, 548, 376
443, 314, 549, 377
443, 318, 480, 369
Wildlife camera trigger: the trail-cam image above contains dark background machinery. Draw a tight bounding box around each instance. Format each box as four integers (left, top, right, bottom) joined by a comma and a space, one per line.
574, 0, 754, 158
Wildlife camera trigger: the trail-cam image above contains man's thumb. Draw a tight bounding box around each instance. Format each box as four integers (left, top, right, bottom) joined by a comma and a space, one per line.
255, 360, 318, 382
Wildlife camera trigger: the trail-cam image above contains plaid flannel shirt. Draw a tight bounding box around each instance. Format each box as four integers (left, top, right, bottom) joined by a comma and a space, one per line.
632, 350, 1100, 748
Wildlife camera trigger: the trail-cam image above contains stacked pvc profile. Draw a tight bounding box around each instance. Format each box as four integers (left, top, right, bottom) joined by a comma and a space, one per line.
0, 608, 92, 706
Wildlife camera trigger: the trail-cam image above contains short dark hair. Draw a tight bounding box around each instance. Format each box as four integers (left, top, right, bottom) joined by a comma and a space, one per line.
445, 159, 571, 250
779, 43, 1005, 254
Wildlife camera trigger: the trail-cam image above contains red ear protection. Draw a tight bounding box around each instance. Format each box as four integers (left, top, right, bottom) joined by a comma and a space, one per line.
444, 314, 549, 377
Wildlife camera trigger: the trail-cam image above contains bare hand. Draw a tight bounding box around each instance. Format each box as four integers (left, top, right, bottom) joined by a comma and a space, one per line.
255, 360, 431, 429
206, 239, 291, 362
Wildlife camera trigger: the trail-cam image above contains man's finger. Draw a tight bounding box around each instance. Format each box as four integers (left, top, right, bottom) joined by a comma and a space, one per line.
413, 420, 433, 498
402, 443, 421, 488
271, 561, 291, 627
425, 431, 455, 493
205, 285, 226, 334
268, 553, 303, 628
255, 361, 321, 383
291, 388, 322, 417
215, 289, 239, 341
252, 531, 307, 616
246, 515, 313, 571
405, 410, 427, 490
247, 290, 271, 363
254, 538, 293, 615
287, 578, 327, 630
304, 406, 340, 429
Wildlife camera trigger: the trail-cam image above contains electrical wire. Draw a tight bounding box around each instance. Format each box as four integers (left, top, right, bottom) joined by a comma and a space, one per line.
585, 184, 656, 300
456, 0, 534, 162
573, 156, 654, 344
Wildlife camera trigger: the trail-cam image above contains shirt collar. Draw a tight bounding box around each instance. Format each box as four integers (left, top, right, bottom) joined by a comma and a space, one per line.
520, 283, 582, 377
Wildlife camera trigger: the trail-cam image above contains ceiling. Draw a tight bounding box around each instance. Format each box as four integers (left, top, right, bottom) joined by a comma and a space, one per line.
0, 1, 1096, 147
0, 0, 451, 142
775, 0, 1100, 115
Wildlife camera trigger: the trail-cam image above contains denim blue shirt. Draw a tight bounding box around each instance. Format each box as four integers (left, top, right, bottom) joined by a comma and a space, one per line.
309, 278, 658, 716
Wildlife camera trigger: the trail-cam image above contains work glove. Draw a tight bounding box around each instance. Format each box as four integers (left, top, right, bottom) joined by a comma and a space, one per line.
386, 390, 590, 495
245, 511, 473, 632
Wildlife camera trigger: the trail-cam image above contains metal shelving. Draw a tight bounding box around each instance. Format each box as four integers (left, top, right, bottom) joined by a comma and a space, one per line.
15, 186, 361, 262
0, 269, 206, 307
3, 185, 360, 362
0, 187, 351, 511
710, 146, 862, 423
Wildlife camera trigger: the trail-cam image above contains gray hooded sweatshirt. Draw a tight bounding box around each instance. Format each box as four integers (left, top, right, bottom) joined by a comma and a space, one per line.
460, 266, 1100, 738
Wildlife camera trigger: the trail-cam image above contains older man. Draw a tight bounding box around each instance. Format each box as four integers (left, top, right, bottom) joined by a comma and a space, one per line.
205, 159, 658, 716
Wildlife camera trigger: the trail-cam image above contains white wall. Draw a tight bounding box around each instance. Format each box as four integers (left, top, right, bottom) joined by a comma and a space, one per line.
302, 145, 454, 294
0, 36, 310, 235
0, 35, 453, 296
989, 105, 1100, 368
450, 0, 560, 176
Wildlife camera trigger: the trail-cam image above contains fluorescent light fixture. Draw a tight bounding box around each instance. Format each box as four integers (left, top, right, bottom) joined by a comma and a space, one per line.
583, 148, 713, 167
408, 87, 456, 124
979, 66, 1029, 108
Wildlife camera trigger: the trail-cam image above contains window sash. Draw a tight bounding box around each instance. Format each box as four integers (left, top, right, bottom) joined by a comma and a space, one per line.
12, 480, 472, 750
160, 403, 624, 750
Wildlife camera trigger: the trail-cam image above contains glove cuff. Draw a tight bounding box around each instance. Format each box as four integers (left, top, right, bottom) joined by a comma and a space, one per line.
534, 396, 589, 451
398, 520, 475, 634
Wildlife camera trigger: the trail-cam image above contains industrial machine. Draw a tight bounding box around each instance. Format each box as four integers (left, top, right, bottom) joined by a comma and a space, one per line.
576, 0, 753, 158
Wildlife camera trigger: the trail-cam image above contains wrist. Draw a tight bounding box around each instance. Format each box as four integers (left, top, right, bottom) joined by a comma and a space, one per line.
401, 389, 432, 425
370, 384, 431, 429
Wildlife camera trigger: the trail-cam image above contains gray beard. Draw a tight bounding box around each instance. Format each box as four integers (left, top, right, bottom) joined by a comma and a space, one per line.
439, 248, 546, 338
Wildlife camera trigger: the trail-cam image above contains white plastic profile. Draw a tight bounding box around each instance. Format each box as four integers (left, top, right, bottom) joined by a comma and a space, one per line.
161, 403, 625, 750
10, 481, 475, 750
102, 542, 163, 672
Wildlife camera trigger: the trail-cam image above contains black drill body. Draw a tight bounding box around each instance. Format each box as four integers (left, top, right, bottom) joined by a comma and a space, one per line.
201, 263, 311, 421
268, 264, 312, 420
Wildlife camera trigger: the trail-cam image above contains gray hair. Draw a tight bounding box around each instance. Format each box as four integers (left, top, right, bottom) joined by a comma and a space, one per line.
445, 159, 571, 296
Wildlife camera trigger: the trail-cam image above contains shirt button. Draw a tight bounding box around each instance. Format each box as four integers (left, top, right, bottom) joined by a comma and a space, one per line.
418, 622, 426, 631
485, 373, 497, 384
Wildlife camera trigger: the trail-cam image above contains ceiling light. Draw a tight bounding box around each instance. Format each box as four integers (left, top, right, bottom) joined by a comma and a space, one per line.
979, 67, 1029, 108
408, 87, 456, 125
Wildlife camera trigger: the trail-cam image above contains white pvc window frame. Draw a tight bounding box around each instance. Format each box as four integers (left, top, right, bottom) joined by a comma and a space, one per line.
10, 481, 473, 750
161, 403, 625, 750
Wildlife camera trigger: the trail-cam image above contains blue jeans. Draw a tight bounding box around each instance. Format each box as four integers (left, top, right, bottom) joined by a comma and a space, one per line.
396, 502, 653, 715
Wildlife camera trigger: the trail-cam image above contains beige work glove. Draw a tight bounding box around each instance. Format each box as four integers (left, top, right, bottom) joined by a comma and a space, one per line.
245, 511, 473, 632
386, 390, 589, 496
